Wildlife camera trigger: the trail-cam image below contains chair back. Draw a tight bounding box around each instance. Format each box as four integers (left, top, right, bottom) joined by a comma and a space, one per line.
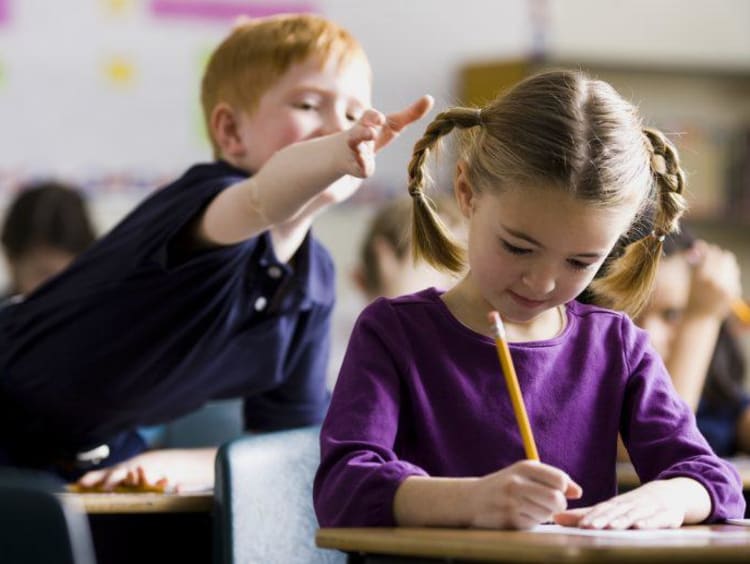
0, 468, 96, 564
213, 426, 345, 564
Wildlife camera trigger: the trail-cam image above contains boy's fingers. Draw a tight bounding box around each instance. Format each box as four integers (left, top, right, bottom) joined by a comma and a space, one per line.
386, 95, 434, 133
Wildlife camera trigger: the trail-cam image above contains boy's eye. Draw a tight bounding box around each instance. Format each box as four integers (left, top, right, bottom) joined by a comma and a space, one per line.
502, 241, 531, 255
294, 101, 318, 111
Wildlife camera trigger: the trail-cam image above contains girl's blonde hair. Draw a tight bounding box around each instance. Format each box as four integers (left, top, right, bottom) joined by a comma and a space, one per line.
201, 13, 370, 157
407, 70, 686, 318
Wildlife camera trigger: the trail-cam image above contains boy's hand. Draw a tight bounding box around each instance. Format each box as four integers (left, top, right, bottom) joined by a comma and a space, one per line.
345, 109, 387, 178
343, 95, 436, 178
75, 448, 216, 493
325, 95, 435, 204
468, 460, 582, 529
376, 95, 434, 152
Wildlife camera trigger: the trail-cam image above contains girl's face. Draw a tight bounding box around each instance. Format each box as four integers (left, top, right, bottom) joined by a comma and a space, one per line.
459, 182, 634, 326
636, 254, 691, 358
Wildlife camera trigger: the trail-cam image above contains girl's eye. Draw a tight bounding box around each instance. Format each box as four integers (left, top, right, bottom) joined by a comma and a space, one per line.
345, 113, 359, 122
567, 259, 594, 271
502, 241, 531, 255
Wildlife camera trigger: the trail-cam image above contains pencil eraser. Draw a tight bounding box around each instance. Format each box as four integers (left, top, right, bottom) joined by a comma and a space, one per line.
488, 311, 500, 325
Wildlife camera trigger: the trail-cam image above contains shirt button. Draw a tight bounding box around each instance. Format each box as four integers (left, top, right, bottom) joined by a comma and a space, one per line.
267, 266, 282, 279
254, 296, 268, 311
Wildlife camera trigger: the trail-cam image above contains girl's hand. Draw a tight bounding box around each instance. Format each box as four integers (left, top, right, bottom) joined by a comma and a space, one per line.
685, 240, 741, 320
554, 480, 689, 530
76, 448, 216, 493
469, 460, 582, 529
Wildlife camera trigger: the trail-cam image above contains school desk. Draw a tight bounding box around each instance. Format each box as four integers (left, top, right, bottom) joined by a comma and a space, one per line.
59, 489, 214, 564
316, 524, 750, 563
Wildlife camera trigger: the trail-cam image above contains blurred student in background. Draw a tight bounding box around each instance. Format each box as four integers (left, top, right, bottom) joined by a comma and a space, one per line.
352, 194, 464, 302
1, 182, 96, 298
635, 229, 750, 456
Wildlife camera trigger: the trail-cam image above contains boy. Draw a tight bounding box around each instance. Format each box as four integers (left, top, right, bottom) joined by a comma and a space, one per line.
0, 14, 432, 490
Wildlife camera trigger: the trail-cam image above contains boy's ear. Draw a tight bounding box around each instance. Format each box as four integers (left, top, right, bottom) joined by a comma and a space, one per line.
454, 160, 475, 218
210, 103, 246, 158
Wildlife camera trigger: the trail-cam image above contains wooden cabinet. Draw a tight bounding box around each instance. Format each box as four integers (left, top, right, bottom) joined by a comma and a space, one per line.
459, 59, 750, 224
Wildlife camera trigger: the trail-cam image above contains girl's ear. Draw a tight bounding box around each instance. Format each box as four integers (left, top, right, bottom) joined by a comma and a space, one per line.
210, 103, 246, 159
454, 160, 475, 218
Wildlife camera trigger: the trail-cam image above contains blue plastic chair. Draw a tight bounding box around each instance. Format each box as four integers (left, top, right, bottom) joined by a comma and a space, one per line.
213, 425, 345, 564
0, 468, 96, 564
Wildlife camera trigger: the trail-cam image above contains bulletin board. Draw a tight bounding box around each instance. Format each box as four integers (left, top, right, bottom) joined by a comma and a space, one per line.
0, 0, 317, 202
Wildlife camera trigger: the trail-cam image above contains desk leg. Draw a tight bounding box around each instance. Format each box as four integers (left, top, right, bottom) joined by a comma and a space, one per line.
88, 512, 212, 564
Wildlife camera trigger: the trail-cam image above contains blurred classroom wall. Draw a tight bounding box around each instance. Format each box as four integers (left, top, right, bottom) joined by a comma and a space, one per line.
0, 0, 748, 382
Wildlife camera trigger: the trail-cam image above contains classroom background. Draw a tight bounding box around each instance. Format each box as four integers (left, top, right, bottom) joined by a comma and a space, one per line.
1, 0, 749, 384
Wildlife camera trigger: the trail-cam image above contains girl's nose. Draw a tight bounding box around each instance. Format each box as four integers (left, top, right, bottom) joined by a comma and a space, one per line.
521, 266, 556, 296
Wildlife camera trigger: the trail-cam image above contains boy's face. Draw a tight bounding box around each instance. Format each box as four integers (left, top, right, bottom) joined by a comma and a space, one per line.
231, 55, 372, 172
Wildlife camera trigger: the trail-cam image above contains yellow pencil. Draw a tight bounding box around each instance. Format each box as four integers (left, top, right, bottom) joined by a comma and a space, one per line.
732, 299, 750, 326
488, 311, 539, 461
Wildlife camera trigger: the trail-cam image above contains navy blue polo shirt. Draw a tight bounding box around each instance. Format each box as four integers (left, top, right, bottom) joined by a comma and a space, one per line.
0, 161, 334, 470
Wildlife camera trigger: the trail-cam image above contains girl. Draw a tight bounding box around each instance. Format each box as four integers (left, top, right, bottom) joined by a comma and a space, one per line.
313, 70, 745, 530
352, 195, 464, 302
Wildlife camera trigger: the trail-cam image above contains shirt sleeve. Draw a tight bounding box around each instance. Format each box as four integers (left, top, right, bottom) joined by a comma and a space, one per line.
619, 317, 746, 521
313, 301, 429, 527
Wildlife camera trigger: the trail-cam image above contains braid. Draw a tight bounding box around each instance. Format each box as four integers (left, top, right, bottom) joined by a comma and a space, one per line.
590, 127, 688, 317
408, 108, 481, 272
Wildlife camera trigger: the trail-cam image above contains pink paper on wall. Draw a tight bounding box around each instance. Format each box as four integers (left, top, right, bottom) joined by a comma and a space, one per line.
150, 0, 317, 22
0, 0, 8, 25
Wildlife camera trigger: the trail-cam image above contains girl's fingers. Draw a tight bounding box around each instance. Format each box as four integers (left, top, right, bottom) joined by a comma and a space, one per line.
554, 507, 590, 527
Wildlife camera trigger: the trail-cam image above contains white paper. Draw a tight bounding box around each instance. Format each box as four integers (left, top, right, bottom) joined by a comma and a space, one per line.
532, 523, 750, 539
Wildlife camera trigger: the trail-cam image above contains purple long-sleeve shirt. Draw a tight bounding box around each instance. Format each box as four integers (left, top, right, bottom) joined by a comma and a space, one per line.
314, 288, 745, 526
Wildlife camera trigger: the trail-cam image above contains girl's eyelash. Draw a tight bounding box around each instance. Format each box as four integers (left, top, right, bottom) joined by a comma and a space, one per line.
567, 259, 594, 271
502, 241, 531, 255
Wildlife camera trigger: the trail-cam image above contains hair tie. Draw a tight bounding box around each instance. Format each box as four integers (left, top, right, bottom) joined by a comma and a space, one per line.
476, 108, 483, 125
409, 187, 424, 199
651, 230, 666, 243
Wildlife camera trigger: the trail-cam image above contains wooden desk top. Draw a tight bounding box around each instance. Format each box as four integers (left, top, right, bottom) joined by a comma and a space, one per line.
617, 456, 750, 490
59, 489, 214, 514
317, 525, 750, 563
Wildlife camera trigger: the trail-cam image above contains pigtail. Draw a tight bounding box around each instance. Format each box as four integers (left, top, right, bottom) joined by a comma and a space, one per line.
590, 127, 687, 317
408, 108, 480, 272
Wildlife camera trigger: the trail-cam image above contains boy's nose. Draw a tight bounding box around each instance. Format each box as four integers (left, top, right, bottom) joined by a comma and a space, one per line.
322, 112, 349, 135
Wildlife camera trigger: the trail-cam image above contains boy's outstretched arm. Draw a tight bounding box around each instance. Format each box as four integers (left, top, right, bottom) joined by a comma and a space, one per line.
197, 96, 433, 263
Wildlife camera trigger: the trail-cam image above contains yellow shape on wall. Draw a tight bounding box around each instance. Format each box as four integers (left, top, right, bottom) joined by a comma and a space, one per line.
101, 0, 133, 14
104, 56, 135, 86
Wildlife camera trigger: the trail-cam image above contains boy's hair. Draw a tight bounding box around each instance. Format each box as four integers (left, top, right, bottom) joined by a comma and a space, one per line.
358, 195, 461, 297
1, 182, 97, 260
201, 13, 370, 158
406, 70, 687, 318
